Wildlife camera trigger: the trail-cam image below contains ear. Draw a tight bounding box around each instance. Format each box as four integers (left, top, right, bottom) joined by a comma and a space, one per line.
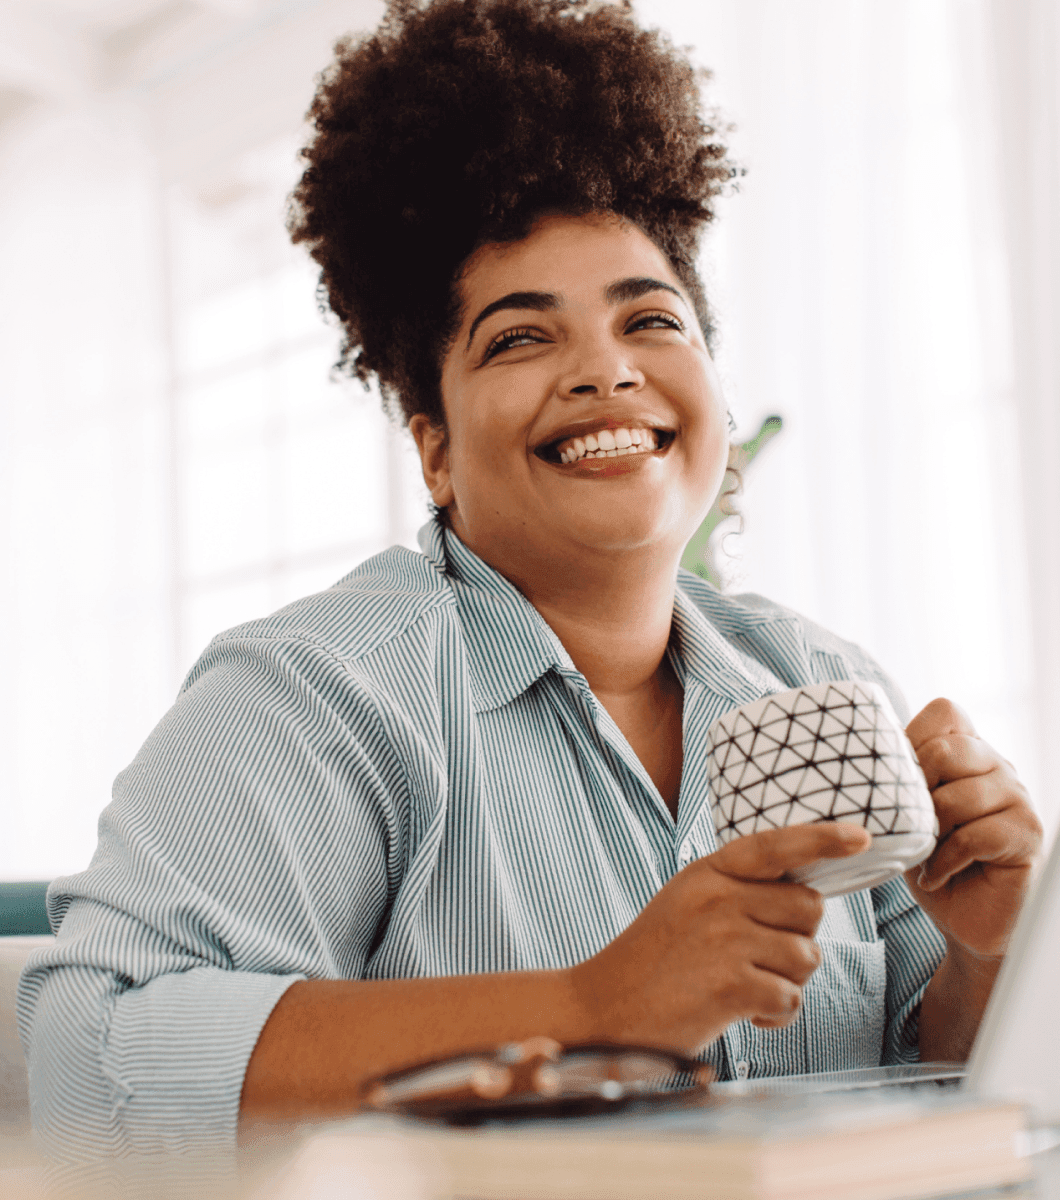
409, 414, 455, 509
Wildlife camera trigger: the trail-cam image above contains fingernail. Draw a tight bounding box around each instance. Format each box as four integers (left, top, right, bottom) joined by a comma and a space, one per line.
918, 867, 935, 891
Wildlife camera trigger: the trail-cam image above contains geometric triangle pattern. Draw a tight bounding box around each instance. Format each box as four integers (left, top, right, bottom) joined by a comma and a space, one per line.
707, 680, 938, 844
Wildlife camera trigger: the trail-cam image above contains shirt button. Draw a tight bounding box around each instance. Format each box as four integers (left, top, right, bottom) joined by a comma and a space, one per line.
735, 1060, 750, 1081
677, 847, 693, 868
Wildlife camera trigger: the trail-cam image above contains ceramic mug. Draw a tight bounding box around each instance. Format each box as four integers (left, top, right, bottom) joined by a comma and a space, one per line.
705, 679, 938, 897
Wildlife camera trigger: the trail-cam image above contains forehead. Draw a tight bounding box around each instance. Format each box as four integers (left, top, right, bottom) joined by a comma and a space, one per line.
457, 214, 684, 312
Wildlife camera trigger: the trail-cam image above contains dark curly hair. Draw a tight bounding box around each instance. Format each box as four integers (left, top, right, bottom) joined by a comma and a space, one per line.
287, 0, 737, 428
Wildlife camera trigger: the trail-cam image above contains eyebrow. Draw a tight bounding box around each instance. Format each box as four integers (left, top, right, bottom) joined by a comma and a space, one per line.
605, 276, 683, 305
465, 290, 560, 351
464, 276, 685, 351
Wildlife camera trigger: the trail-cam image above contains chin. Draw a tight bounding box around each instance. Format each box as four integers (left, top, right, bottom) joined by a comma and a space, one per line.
556, 501, 692, 558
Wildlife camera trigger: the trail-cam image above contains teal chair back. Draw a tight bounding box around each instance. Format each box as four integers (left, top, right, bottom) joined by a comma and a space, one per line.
0, 883, 51, 937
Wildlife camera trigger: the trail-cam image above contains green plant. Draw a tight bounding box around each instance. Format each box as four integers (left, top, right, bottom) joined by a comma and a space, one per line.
680, 414, 783, 588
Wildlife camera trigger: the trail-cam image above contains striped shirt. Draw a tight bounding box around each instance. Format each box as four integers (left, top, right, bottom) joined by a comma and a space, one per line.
18, 517, 946, 1160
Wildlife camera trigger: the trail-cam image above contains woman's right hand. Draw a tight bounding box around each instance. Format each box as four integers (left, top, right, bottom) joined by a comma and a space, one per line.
568, 822, 872, 1052
241, 821, 871, 1121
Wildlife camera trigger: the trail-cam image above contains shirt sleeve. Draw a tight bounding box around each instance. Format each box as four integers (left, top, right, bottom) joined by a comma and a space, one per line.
17, 631, 405, 1161
873, 874, 947, 1064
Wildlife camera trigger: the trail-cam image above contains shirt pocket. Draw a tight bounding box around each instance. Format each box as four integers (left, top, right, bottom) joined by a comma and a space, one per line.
802, 936, 888, 1073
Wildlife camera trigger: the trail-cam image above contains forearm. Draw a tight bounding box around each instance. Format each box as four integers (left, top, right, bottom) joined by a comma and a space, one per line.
918, 944, 1001, 1063
240, 968, 593, 1121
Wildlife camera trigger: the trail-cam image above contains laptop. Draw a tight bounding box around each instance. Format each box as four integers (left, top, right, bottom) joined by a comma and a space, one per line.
711, 824, 1060, 1126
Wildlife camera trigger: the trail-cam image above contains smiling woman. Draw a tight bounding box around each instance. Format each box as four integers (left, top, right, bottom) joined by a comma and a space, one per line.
17, 0, 1042, 1165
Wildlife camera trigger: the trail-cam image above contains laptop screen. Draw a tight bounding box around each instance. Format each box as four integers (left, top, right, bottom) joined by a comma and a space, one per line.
967, 821, 1060, 1123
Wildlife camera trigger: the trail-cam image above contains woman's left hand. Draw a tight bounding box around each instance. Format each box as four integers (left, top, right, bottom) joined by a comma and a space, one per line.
905, 698, 1044, 960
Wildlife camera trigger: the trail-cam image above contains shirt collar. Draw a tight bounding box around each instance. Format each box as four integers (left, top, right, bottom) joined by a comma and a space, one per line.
416, 517, 787, 714
417, 517, 575, 712
670, 583, 789, 703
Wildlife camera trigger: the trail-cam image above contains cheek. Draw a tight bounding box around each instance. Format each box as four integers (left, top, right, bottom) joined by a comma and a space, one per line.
661, 362, 727, 443
449, 390, 536, 477
444, 423, 519, 512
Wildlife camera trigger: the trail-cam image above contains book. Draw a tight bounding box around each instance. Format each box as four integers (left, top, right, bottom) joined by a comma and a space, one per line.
292, 1091, 1030, 1200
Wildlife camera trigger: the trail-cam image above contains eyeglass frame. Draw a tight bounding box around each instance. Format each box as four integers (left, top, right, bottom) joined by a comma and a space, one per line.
360, 1037, 715, 1126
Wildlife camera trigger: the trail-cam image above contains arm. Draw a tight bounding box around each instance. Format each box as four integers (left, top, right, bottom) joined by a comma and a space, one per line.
241, 971, 589, 1120
918, 946, 1001, 1063
18, 633, 396, 1159
242, 824, 872, 1121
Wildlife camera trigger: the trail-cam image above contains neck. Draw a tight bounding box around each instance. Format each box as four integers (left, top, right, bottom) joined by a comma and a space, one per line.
454, 524, 681, 698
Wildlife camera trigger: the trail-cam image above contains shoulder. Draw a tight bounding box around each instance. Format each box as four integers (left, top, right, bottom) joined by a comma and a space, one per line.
676, 570, 911, 724
182, 545, 455, 694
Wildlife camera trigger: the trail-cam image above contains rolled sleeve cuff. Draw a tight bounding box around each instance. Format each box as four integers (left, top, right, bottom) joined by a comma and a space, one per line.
101, 967, 303, 1156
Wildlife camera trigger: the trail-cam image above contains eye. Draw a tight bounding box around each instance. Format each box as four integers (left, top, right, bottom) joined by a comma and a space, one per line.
626, 310, 684, 334
482, 327, 546, 361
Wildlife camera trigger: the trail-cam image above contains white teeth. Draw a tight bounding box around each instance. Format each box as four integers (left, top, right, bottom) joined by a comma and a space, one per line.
552, 426, 664, 464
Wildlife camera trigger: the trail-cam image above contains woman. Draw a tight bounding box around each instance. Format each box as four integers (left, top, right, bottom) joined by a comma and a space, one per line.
19, 0, 1040, 1158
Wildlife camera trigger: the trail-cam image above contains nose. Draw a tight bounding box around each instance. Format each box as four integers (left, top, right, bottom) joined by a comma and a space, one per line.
557, 339, 645, 400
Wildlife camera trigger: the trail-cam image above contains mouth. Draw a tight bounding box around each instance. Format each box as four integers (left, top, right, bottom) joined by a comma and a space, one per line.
534, 423, 676, 466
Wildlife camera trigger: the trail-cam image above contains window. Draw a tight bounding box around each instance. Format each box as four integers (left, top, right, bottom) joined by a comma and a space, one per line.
165, 137, 428, 671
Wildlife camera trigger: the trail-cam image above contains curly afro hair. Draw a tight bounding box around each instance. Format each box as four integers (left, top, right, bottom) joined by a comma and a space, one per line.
287, 0, 737, 428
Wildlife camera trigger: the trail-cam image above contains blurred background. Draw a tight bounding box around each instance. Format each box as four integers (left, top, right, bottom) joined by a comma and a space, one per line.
1, 0, 1057, 882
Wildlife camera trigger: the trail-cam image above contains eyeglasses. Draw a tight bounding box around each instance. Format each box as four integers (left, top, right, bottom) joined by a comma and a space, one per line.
361, 1037, 714, 1125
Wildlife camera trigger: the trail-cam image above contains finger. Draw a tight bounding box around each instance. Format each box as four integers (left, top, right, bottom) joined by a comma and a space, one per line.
742, 969, 804, 1026
916, 732, 1001, 791
930, 767, 1031, 838
917, 810, 1043, 891
746, 928, 822, 988
711, 822, 871, 882
906, 697, 976, 752
737, 879, 826, 937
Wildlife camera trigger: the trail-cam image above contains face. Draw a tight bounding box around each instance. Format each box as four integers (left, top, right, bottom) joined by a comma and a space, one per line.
412, 213, 730, 582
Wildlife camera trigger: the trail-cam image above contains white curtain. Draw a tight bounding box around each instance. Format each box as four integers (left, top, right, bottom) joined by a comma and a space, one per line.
636, 0, 1053, 827
987, 0, 1060, 835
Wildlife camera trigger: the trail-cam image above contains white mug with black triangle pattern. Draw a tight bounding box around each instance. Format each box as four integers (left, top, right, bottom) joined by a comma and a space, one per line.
705, 679, 939, 897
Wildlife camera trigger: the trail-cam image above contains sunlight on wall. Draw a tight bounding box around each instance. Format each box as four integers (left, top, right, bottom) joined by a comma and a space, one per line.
0, 101, 172, 877
166, 137, 425, 671
0, 113, 426, 880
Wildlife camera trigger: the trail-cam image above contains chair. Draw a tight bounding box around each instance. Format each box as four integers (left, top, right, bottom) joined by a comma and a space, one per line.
0, 934, 54, 1131
0, 881, 51, 937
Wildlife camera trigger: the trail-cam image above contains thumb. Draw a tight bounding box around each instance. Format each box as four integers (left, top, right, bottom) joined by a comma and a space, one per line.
712, 822, 871, 882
